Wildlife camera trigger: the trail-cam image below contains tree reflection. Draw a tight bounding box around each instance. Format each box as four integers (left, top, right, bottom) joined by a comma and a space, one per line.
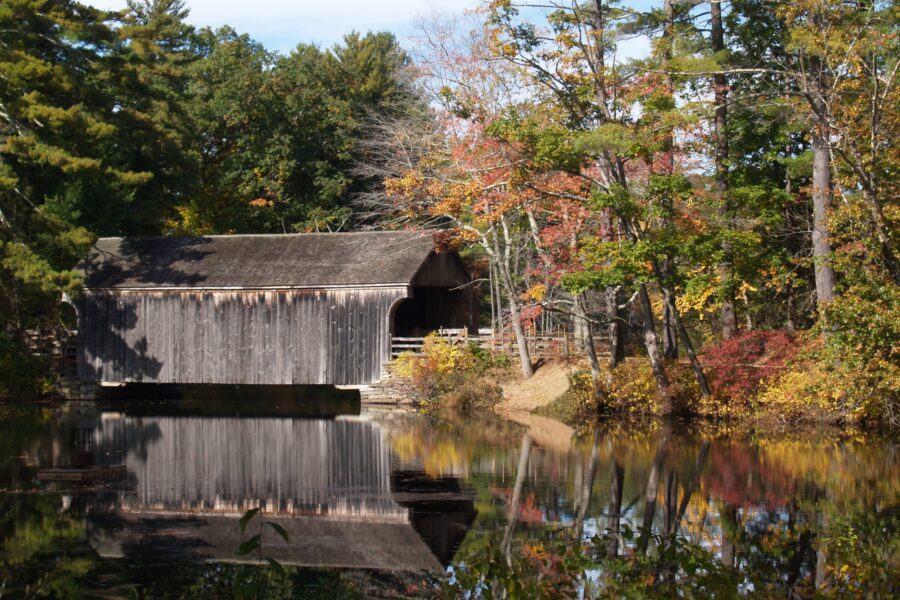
1, 405, 897, 598
445, 423, 898, 599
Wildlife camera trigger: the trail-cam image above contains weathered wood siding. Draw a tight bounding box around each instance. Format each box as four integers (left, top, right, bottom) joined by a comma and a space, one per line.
77, 287, 407, 385
90, 415, 406, 519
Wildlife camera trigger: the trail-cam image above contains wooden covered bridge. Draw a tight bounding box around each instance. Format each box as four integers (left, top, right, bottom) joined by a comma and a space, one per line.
74, 231, 472, 386
81, 412, 475, 569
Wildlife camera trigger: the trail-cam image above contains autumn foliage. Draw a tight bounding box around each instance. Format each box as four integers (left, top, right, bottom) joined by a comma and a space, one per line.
391, 335, 509, 411
701, 331, 799, 401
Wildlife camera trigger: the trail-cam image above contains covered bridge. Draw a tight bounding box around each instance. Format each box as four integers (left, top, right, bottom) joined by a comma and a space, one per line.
75, 231, 471, 385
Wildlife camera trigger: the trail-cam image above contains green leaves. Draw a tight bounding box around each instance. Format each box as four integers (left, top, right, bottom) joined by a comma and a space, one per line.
178, 28, 417, 235
590, 185, 635, 217
561, 237, 654, 294
486, 109, 586, 173
237, 509, 290, 552
265, 521, 289, 544
264, 556, 286, 576
577, 124, 637, 158
237, 534, 260, 556
238, 507, 259, 534
235, 507, 292, 599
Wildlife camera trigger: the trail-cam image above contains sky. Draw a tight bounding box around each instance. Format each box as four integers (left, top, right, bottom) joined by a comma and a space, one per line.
84, 0, 652, 59
84, 0, 483, 54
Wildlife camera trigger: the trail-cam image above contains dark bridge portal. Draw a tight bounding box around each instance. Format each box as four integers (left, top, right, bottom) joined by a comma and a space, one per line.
391, 248, 475, 336
392, 286, 473, 337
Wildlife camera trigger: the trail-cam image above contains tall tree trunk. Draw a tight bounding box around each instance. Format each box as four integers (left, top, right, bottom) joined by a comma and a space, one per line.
604, 286, 625, 369
663, 289, 712, 398
600, 207, 625, 369
502, 433, 532, 562
489, 261, 497, 336
494, 258, 505, 340
808, 52, 836, 308
591, 0, 667, 392
589, 0, 627, 368
494, 222, 533, 378
711, 0, 738, 339
574, 309, 588, 353
811, 130, 836, 306
620, 215, 670, 393
527, 206, 606, 394
662, 289, 678, 360
661, 0, 679, 359
637, 284, 669, 392
498, 259, 533, 378
662, 0, 675, 178
574, 430, 600, 539
606, 461, 624, 558
574, 294, 604, 398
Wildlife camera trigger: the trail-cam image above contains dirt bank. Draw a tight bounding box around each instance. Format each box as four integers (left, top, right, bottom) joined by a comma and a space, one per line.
495, 360, 575, 452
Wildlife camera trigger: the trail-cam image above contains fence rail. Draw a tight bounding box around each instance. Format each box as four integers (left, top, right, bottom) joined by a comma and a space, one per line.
390, 329, 576, 359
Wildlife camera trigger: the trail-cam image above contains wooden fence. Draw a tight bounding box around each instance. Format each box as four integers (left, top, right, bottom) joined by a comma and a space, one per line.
390, 328, 577, 359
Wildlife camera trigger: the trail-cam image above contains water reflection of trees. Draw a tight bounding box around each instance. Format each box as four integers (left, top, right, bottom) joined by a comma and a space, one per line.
439, 424, 898, 598
3, 407, 897, 597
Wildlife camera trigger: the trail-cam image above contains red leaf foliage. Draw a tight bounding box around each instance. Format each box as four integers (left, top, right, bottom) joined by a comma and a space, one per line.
701, 330, 799, 399
702, 443, 796, 509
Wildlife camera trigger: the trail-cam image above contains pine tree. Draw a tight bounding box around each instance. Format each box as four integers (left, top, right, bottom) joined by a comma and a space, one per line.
102, 0, 200, 235
0, 0, 149, 321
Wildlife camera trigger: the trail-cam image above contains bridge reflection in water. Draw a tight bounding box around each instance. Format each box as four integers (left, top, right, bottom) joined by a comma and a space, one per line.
82, 412, 475, 571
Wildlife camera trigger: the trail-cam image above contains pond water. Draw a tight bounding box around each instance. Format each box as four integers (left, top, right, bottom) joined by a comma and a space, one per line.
0, 394, 897, 598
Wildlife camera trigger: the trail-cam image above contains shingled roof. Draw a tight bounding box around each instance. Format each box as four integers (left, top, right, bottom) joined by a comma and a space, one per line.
80, 231, 438, 289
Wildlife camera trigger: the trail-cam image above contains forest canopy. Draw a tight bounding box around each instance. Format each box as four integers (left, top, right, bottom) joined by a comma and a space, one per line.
1, 0, 897, 429
0, 0, 418, 358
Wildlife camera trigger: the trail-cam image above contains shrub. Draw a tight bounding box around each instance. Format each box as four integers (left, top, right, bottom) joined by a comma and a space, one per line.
533, 369, 596, 425
0, 332, 51, 401
602, 360, 699, 417
751, 285, 900, 429
819, 285, 900, 428
700, 330, 799, 403
754, 360, 843, 426
606, 360, 659, 415
441, 377, 503, 414
392, 334, 509, 411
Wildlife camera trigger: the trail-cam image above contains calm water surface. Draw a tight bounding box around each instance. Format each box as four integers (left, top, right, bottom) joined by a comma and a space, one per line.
0, 395, 897, 597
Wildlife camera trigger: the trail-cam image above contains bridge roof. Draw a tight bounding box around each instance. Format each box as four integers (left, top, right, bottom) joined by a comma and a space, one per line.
80, 231, 442, 290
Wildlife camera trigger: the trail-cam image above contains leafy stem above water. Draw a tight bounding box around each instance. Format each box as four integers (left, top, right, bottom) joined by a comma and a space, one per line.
236, 507, 291, 599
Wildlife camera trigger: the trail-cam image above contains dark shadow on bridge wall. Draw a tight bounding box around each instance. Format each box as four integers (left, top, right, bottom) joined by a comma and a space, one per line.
77, 238, 214, 382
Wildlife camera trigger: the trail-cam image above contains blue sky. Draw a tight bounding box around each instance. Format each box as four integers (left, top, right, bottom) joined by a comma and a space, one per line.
85, 0, 652, 58
85, 0, 482, 54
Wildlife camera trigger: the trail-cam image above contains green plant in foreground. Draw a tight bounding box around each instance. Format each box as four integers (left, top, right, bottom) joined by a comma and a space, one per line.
235, 508, 290, 600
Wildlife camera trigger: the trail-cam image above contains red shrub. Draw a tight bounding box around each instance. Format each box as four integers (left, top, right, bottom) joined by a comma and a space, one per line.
701, 330, 798, 400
